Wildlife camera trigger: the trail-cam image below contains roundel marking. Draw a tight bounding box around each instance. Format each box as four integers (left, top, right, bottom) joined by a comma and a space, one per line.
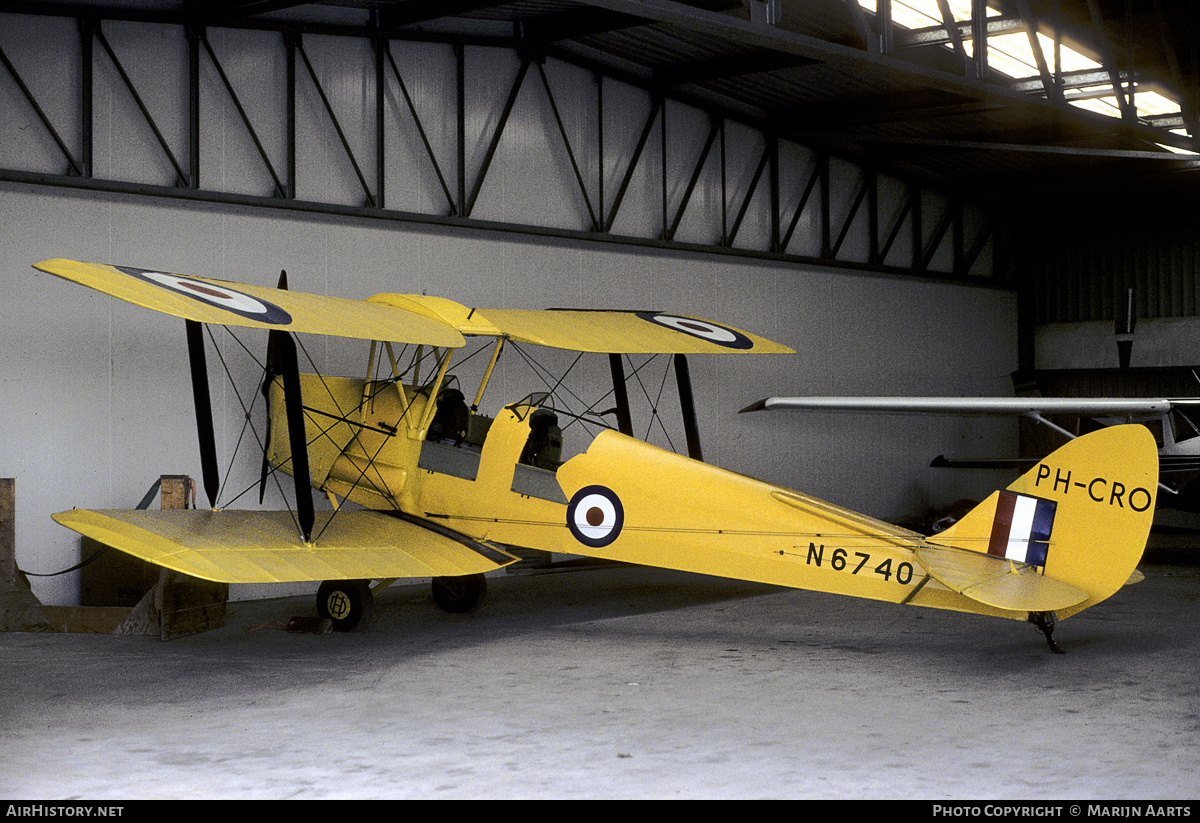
116, 266, 293, 326
636, 312, 753, 350
567, 485, 625, 548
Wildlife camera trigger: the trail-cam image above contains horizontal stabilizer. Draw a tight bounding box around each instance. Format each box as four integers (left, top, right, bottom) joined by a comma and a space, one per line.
53, 509, 518, 584
914, 543, 1089, 612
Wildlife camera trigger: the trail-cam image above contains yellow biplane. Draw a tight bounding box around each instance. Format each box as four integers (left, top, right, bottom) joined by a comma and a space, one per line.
34, 259, 1158, 652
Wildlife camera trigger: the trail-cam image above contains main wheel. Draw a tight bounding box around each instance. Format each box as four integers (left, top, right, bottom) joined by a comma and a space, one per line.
316, 579, 374, 631
432, 573, 487, 613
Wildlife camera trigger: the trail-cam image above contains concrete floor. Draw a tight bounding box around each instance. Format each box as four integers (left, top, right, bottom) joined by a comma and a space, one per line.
2, 561, 1198, 800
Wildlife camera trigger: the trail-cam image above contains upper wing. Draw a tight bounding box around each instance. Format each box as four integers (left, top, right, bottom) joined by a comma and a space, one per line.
36, 260, 793, 354
53, 508, 517, 584
367, 295, 794, 353
456, 306, 792, 354
741, 396, 1177, 415
33, 259, 464, 347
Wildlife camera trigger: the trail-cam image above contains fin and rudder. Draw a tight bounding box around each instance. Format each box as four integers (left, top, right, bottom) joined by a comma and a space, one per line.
927, 424, 1158, 619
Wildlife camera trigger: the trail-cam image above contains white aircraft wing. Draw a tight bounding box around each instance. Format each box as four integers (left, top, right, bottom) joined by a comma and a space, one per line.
741, 396, 1184, 415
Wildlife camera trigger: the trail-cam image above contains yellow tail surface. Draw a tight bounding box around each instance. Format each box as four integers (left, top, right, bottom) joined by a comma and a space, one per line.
930, 424, 1158, 618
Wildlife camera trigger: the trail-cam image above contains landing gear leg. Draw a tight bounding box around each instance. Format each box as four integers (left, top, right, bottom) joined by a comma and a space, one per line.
1028, 611, 1065, 654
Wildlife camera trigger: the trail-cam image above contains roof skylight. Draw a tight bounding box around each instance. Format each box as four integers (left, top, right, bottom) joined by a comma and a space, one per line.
856, 0, 1183, 126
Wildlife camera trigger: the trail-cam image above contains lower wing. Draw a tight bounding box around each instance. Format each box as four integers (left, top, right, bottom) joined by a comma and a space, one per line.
53, 508, 518, 584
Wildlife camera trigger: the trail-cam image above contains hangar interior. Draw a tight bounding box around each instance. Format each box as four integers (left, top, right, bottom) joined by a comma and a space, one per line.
3, 0, 1199, 606
3, 0, 1200, 801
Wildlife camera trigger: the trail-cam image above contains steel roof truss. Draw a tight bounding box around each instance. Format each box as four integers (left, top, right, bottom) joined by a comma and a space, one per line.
665, 114, 722, 243
463, 55, 531, 218
1083, 0, 1135, 120
200, 30, 287, 198
0, 41, 82, 177
382, 40, 457, 215
294, 33, 376, 208
534, 58, 599, 231
93, 19, 191, 188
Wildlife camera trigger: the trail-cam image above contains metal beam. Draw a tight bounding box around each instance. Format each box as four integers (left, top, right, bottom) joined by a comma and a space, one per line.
383, 40, 456, 214
0, 42, 81, 176
1084, 0, 1135, 120
653, 49, 816, 87
896, 15, 1024, 49
464, 56, 531, 218
666, 115, 721, 242
520, 6, 649, 43
294, 33, 376, 207
92, 20, 191, 187
535, 59, 598, 230
200, 30, 287, 198
378, 1, 509, 30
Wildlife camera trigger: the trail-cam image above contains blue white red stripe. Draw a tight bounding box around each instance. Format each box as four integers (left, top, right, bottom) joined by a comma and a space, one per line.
987, 491, 1056, 567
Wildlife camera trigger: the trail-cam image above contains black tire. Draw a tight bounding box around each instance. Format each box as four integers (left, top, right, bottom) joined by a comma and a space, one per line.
432, 573, 487, 613
316, 579, 374, 631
